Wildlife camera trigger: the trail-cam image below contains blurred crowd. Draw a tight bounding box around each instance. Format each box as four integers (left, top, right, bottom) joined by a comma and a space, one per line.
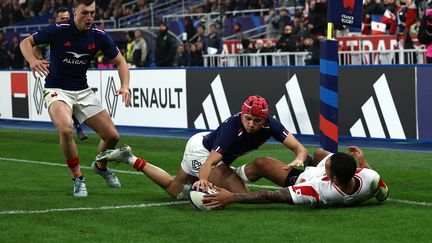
1, 0, 432, 69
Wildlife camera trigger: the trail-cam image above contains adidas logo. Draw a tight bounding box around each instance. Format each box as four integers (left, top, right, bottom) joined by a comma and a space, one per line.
64, 41, 71, 47
193, 74, 313, 135
349, 74, 405, 139
274, 74, 314, 135
194, 75, 231, 129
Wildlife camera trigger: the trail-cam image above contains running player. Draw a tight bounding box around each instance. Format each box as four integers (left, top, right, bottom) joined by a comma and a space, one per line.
33, 7, 88, 141
97, 95, 309, 199
20, 0, 131, 197
203, 146, 389, 208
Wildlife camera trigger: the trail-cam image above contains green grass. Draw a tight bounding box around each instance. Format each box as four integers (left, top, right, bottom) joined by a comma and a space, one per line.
0, 128, 431, 242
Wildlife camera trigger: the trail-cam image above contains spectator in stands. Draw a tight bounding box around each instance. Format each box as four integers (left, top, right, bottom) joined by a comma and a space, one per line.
265, 7, 280, 39
155, 22, 178, 67
410, 17, 421, 35
206, 23, 223, 54
418, 8, 432, 63
274, 8, 292, 35
189, 43, 204, 66
233, 22, 249, 40
191, 24, 207, 46
8, 33, 24, 69
306, 0, 327, 36
305, 34, 322, 65
0, 31, 9, 69
174, 44, 190, 67
132, 29, 148, 67
396, 0, 418, 34
276, 24, 296, 52
125, 31, 135, 63
375, 0, 398, 34
184, 17, 197, 43
262, 39, 275, 66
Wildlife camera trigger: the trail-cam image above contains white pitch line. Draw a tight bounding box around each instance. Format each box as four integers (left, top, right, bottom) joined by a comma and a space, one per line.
0, 201, 189, 215
1, 157, 431, 208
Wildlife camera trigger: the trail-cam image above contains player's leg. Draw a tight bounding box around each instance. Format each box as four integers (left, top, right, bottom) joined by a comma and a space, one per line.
96, 146, 195, 198
237, 157, 301, 187
84, 110, 123, 188
48, 100, 87, 197
72, 115, 87, 141
208, 163, 249, 193
84, 110, 119, 168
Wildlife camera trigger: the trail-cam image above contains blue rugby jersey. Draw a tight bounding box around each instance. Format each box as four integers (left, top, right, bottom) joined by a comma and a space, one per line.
202, 112, 289, 165
32, 20, 119, 91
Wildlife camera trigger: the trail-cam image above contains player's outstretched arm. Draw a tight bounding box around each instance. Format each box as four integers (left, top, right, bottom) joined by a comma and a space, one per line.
20, 35, 49, 78
193, 150, 222, 191
204, 187, 294, 208
111, 52, 131, 107
282, 133, 308, 168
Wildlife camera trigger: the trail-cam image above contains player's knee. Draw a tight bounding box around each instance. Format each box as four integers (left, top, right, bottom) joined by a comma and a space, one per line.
57, 125, 74, 139
105, 131, 120, 145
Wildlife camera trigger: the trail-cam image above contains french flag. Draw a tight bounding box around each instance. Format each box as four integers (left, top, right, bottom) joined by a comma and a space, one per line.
371, 21, 386, 35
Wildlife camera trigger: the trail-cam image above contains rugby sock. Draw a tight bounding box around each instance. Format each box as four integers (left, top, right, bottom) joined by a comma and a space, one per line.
235, 165, 250, 182
66, 157, 81, 178
128, 155, 147, 171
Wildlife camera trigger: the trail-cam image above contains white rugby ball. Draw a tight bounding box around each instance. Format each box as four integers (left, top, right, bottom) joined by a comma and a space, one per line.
189, 187, 220, 211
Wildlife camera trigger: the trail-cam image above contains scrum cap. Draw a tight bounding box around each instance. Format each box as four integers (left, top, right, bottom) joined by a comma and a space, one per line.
241, 95, 269, 118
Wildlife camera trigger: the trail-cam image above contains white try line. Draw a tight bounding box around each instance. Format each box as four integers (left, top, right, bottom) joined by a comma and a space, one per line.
0, 201, 189, 215
1, 157, 432, 209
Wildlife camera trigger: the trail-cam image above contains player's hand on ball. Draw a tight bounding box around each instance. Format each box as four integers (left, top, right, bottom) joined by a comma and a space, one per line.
30, 59, 50, 78
193, 179, 213, 192
116, 87, 131, 107
203, 187, 232, 208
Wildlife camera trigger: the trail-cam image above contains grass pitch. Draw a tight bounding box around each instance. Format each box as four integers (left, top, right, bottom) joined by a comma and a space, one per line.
0, 128, 431, 242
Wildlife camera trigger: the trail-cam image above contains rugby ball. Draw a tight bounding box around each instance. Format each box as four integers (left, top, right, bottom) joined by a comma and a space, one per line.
189, 187, 220, 211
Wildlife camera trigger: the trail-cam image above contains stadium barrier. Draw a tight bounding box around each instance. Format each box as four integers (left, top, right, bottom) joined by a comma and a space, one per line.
0, 65, 430, 140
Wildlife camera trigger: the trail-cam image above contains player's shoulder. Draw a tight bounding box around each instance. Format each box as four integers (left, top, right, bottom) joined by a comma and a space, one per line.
54, 21, 71, 29
356, 167, 380, 180
91, 24, 108, 35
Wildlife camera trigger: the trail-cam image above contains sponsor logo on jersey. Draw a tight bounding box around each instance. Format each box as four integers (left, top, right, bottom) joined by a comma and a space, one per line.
62, 51, 90, 65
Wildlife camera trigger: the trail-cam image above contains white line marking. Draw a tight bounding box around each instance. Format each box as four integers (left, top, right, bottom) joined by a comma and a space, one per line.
0, 201, 189, 215
1, 157, 431, 208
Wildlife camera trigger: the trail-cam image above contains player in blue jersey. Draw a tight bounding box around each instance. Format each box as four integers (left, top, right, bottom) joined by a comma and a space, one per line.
19, 0, 131, 198
96, 95, 309, 199
33, 7, 88, 142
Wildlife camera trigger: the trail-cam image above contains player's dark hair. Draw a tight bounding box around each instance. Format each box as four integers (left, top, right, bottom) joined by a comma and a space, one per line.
73, 0, 95, 8
329, 152, 357, 185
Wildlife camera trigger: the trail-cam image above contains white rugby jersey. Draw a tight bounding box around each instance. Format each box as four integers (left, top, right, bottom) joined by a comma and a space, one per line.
288, 154, 388, 207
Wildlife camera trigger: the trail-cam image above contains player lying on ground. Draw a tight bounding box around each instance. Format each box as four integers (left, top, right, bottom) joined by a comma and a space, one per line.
96, 95, 309, 199
203, 146, 389, 208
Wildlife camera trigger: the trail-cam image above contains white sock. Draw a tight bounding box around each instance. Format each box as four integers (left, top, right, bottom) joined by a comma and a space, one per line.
235, 165, 250, 182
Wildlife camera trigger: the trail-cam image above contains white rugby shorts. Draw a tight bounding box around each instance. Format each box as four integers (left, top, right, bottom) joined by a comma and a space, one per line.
43, 87, 105, 123
180, 132, 213, 177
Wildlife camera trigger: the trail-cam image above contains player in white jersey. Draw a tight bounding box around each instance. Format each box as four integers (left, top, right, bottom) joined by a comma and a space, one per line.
204, 146, 389, 208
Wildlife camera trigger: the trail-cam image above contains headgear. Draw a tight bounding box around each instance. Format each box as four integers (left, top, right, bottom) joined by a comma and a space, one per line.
241, 95, 269, 118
